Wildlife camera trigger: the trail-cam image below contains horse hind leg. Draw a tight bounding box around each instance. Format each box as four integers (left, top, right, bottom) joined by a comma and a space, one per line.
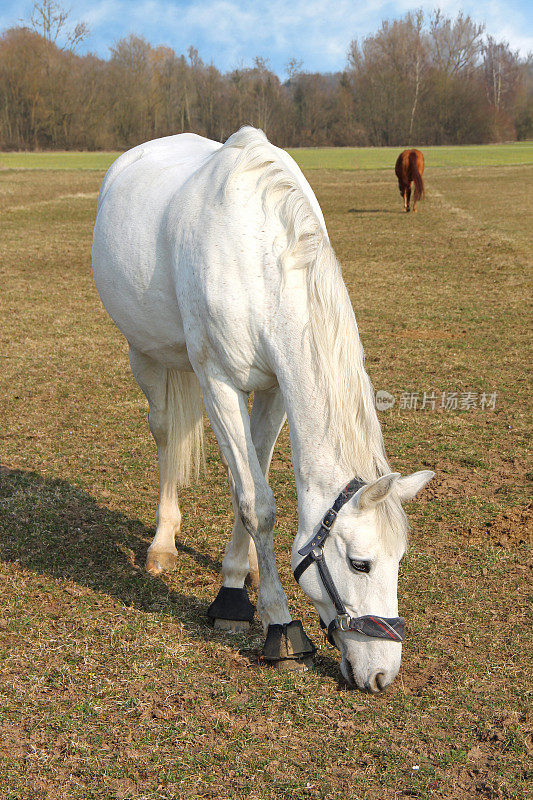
128, 347, 203, 576
406, 185, 411, 212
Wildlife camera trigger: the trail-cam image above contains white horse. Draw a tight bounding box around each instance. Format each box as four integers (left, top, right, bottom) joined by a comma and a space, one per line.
92, 127, 433, 691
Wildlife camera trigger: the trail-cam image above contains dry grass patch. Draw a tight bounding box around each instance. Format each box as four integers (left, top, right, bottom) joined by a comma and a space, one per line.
0, 164, 531, 799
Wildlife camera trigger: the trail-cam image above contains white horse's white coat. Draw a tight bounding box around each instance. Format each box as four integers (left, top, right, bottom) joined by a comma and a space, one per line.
93, 127, 433, 691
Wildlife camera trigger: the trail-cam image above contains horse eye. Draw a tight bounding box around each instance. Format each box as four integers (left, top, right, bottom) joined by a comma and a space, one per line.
349, 559, 371, 573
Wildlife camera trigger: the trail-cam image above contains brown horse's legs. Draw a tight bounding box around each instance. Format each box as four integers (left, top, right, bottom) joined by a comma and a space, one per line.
406, 186, 411, 212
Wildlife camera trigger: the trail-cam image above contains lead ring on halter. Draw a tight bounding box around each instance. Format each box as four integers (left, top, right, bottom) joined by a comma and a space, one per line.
293, 477, 406, 649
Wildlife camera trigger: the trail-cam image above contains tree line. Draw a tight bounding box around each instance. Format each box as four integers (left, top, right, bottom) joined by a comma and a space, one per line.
0, 3, 531, 151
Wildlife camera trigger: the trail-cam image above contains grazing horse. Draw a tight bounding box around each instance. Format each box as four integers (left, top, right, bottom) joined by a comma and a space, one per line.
92, 127, 433, 691
395, 149, 425, 212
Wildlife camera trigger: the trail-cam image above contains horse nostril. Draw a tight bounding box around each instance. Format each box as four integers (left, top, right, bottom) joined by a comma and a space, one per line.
375, 672, 387, 691
367, 671, 387, 693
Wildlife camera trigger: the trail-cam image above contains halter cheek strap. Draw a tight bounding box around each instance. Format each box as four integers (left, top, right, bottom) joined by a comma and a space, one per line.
297, 477, 365, 558
293, 477, 406, 649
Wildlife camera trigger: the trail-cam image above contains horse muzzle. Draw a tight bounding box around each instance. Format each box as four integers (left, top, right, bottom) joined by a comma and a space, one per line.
339, 635, 402, 692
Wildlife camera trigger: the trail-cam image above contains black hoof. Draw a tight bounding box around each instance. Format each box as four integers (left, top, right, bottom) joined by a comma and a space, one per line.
261, 620, 316, 668
207, 586, 255, 626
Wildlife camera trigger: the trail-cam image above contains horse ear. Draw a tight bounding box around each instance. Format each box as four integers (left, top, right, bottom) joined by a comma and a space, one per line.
396, 470, 435, 503
356, 473, 401, 510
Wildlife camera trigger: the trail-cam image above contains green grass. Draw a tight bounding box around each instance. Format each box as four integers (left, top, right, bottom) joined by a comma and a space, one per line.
287, 141, 533, 170
1, 141, 532, 171
0, 150, 122, 170
0, 160, 531, 799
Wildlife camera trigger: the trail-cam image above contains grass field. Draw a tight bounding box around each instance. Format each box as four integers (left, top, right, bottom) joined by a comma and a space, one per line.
1, 140, 532, 171
0, 151, 531, 799
288, 141, 533, 170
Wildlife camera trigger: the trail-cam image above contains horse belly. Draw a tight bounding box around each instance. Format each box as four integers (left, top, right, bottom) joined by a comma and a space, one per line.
93, 184, 189, 367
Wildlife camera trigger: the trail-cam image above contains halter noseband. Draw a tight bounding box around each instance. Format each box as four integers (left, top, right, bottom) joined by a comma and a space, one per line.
293, 477, 405, 649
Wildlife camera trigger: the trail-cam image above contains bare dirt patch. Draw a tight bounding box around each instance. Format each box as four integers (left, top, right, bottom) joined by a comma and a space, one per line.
465, 504, 533, 547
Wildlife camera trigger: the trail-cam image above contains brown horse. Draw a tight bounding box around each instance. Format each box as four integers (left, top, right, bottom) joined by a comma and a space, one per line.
395, 149, 425, 212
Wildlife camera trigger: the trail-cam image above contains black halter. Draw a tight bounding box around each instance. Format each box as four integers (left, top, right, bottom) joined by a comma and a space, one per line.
293, 477, 405, 649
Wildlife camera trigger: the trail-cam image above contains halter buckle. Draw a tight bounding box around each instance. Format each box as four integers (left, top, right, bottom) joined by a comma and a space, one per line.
336, 613, 352, 632
321, 509, 337, 530
311, 546, 323, 560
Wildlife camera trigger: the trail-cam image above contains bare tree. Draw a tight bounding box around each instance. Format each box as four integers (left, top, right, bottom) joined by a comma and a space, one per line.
429, 9, 484, 76
1, 7, 531, 150
347, 12, 429, 145
483, 37, 521, 112
286, 58, 303, 81
408, 10, 426, 141
28, 0, 88, 51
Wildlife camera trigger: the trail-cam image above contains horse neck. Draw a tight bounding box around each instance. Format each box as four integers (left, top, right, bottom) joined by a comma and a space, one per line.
285, 375, 349, 523
272, 308, 383, 540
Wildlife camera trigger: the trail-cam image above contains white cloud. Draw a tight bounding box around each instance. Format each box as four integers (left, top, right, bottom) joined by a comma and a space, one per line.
2, 0, 531, 72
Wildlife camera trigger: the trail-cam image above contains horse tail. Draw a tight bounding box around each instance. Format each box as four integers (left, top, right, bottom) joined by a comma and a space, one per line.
167, 369, 205, 486
409, 151, 425, 203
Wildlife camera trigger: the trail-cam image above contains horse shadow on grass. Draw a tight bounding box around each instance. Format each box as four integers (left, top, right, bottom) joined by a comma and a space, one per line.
0, 466, 341, 682
348, 208, 399, 214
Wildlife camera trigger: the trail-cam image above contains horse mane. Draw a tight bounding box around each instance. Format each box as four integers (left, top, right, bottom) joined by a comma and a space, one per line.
222, 127, 409, 550
223, 127, 394, 479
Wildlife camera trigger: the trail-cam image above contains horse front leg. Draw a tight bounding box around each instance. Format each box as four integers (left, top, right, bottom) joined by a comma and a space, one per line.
200, 377, 315, 669
217, 387, 286, 600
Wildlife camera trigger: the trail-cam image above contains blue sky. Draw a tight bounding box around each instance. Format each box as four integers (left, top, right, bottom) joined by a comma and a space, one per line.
2, 1, 532, 76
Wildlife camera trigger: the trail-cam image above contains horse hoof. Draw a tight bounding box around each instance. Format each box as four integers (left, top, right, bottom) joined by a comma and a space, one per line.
207, 586, 255, 627
261, 621, 316, 670
145, 550, 178, 576
271, 655, 314, 673
213, 618, 250, 633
